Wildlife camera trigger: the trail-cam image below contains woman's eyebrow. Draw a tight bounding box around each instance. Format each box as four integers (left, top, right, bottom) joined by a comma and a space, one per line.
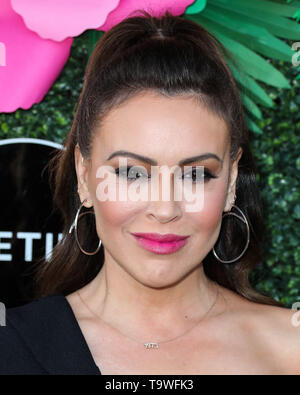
106, 150, 223, 165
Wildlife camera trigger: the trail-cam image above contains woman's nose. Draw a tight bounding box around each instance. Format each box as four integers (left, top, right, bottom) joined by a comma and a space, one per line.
145, 170, 182, 223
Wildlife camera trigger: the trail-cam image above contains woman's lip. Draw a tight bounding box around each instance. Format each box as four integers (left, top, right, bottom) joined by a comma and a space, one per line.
131, 234, 189, 255
131, 232, 190, 242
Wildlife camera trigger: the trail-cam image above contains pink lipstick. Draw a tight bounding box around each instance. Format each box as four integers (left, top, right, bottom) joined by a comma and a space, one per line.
131, 232, 190, 255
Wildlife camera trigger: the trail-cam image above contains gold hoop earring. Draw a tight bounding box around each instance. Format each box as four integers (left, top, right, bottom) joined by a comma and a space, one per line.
212, 204, 250, 264
69, 199, 102, 256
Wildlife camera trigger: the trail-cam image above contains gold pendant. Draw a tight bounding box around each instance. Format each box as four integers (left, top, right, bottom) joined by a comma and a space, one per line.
144, 342, 159, 349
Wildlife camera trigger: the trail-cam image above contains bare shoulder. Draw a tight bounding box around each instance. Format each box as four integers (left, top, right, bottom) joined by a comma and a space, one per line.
218, 286, 300, 374
252, 301, 300, 368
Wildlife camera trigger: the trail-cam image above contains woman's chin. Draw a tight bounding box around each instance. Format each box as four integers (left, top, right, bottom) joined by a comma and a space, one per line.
135, 269, 186, 290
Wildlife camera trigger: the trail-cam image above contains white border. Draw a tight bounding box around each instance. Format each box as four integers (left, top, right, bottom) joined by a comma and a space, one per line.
0, 137, 64, 150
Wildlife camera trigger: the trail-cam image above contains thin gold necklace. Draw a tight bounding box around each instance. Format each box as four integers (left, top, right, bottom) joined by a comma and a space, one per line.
77, 285, 219, 350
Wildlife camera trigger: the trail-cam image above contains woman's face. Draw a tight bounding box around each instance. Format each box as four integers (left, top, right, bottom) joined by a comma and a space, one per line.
75, 91, 242, 288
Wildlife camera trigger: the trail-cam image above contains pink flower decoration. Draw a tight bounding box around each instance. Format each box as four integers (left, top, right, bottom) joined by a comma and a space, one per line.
11, 0, 194, 40
0, 0, 72, 112
2, 0, 194, 113
11, 0, 120, 41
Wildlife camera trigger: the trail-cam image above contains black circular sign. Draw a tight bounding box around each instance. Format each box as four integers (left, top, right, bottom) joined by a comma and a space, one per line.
0, 138, 64, 307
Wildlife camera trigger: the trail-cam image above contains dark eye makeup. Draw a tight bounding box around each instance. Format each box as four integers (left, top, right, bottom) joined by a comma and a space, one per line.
114, 166, 218, 183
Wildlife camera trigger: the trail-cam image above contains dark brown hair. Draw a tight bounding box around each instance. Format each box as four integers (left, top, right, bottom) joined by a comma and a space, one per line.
32, 10, 282, 306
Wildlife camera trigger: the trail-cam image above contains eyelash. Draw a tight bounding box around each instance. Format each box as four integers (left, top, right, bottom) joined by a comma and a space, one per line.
114, 167, 218, 183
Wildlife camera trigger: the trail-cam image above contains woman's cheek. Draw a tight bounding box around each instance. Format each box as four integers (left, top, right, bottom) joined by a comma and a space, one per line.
94, 200, 143, 228
190, 181, 228, 231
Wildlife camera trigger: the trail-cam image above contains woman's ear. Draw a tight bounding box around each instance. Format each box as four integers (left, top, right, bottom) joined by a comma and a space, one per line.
224, 147, 243, 212
74, 144, 93, 208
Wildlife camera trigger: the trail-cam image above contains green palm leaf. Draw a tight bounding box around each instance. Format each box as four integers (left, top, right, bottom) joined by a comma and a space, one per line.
242, 95, 263, 120
201, 3, 294, 61
245, 115, 263, 135
227, 59, 274, 108
209, 0, 300, 17
209, 0, 300, 39
183, 0, 300, 134
186, 14, 290, 88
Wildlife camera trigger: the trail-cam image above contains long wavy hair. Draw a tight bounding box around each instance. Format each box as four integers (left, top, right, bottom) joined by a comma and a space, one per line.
32, 9, 282, 306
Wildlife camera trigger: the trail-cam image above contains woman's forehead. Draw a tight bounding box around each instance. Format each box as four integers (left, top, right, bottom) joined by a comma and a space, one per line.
91, 92, 230, 161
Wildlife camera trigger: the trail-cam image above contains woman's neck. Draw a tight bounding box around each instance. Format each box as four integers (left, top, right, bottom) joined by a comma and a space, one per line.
80, 257, 220, 341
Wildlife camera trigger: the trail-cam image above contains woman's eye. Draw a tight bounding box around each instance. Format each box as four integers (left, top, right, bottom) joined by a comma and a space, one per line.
114, 166, 217, 183
182, 168, 217, 183
115, 166, 149, 181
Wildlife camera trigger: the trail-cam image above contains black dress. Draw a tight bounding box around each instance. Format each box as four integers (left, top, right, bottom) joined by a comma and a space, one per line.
0, 294, 101, 375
